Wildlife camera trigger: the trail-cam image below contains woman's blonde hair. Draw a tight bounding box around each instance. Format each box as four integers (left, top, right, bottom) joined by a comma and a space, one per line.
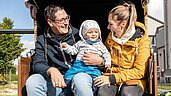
109, 2, 137, 31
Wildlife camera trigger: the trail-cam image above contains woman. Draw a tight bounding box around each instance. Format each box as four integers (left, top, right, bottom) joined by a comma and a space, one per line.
94, 2, 151, 96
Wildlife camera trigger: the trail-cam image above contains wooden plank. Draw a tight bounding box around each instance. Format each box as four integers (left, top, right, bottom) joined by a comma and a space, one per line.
148, 57, 153, 95
153, 53, 158, 96
18, 57, 31, 96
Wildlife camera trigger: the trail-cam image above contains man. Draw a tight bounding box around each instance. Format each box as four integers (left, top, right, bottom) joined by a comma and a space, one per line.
26, 5, 103, 96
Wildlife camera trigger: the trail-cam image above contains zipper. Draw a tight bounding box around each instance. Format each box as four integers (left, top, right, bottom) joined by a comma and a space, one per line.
118, 45, 122, 72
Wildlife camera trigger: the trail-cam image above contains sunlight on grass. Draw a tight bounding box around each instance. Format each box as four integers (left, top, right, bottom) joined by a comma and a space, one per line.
158, 83, 171, 89
0, 81, 17, 96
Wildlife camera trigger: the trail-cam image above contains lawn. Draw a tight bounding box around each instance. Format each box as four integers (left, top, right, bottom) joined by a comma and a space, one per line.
158, 83, 171, 89
0, 81, 17, 96
158, 83, 171, 95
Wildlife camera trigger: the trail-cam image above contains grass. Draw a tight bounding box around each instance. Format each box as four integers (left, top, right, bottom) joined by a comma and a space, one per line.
158, 83, 171, 89
158, 83, 171, 95
0, 81, 17, 96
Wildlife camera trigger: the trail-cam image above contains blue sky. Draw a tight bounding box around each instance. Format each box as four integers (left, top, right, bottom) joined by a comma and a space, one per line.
0, 0, 34, 58
0, 0, 34, 42
0, 0, 164, 64
0, 0, 33, 29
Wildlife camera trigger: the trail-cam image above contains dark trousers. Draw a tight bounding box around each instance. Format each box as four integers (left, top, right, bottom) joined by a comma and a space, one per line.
98, 84, 144, 96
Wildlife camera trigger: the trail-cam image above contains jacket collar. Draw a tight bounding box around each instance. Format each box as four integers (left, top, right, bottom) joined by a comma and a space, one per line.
112, 24, 136, 45
45, 25, 72, 41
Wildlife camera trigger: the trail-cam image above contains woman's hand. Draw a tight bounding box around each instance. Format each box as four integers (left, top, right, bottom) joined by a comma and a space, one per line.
82, 51, 103, 65
94, 76, 110, 87
47, 67, 67, 88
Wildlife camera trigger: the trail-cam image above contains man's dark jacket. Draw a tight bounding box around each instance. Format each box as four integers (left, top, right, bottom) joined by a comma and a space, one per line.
32, 26, 80, 79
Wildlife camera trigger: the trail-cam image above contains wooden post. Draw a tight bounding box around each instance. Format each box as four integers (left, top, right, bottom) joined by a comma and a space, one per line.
18, 57, 31, 96
149, 56, 153, 95
153, 53, 158, 96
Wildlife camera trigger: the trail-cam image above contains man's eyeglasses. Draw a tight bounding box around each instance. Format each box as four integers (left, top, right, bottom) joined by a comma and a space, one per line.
53, 15, 70, 24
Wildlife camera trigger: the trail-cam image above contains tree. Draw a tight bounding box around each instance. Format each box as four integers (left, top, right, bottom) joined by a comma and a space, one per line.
0, 17, 25, 82
0, 17, 14, 29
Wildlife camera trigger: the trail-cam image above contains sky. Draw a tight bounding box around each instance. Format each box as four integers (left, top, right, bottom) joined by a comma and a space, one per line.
0, 0, 34, 64
148, 0, 164, 21
0, 0, 164, 64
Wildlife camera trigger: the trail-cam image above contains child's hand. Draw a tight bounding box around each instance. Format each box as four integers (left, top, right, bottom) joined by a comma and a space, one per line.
61, 42, 68, 48
105, 64, 111, 69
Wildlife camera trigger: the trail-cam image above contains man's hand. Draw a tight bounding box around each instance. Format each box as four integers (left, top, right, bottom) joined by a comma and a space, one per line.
47, 67, 66, 88
82, 51, 103, 65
